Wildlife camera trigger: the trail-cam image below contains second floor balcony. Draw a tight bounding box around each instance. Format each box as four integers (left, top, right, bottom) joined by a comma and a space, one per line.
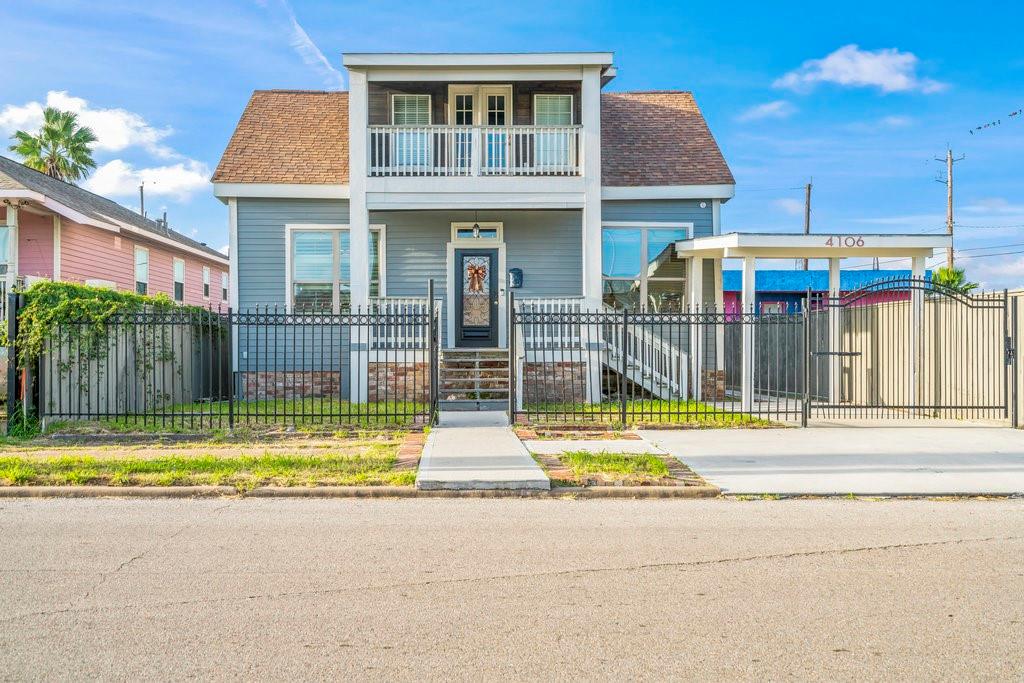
368, 124, 582, 177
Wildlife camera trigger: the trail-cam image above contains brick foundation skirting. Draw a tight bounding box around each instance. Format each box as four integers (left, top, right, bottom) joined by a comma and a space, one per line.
522, 362, 587, 404
240, 364, 431, 402
701, 369, 727, 401
367, 362, 430, 403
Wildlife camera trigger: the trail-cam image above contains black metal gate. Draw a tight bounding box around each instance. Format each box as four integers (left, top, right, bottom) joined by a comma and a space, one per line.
807, 277, 1016, 423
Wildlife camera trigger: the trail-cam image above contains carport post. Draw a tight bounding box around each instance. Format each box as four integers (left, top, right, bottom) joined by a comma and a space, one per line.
740, 256, 755, 412
910, 255, 925, 412
828, 258, 841, 405
688, 256, 704, 401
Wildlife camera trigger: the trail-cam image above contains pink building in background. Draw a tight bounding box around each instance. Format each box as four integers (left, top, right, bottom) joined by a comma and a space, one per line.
0, 155, 228, 308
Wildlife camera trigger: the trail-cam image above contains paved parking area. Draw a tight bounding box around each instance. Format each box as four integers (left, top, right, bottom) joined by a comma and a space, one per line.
641, 426, 1024, 495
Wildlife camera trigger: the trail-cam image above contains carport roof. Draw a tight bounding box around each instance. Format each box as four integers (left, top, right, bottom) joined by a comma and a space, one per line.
676, 232, 951, 259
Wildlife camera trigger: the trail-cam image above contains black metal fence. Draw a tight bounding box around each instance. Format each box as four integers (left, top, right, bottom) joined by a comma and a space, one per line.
510, 302, 806, 425
18, 296, 439, 432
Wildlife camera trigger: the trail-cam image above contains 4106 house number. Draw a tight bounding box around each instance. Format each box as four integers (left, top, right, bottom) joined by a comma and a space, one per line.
824, 236, 866, 247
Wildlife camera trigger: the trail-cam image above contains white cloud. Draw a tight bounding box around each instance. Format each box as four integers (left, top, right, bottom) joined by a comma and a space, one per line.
84, 159, 210, 201
0, 91, 176, 158
963, 197, 1024, 215
258, 0, 345, 89
736, 100, 796, 122
774, 45, 947, 94
774, 198, 805, 216
218, 244, 230, 255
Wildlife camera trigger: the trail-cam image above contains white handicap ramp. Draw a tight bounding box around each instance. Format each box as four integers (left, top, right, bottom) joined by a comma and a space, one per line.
416, 411, 550, 490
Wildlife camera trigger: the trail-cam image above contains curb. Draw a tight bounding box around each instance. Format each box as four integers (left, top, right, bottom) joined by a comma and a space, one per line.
0, 486, 238, 498
0, 485, 721, 499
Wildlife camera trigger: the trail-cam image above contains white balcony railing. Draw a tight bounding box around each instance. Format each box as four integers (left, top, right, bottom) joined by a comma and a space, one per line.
368, 125, 582, 177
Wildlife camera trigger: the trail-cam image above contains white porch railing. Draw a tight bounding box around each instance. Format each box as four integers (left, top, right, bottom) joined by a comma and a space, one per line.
515, 297, 585, 349
368, 125, 582, 177
368, 297, 441, 350
603, 306, 688, 400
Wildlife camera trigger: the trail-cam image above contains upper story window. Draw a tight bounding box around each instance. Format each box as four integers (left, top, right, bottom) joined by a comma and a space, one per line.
134, 246, 149, 295
534, 94, 573, 125
202, 266, 211, 299
289, 226, 383, 313
392, 94, 430, 125
173, 258, 185, 302
601, 224, 691, 312
221, 272, 229, 302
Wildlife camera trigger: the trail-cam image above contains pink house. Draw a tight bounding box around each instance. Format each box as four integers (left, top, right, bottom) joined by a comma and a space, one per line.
0, 155, 228, 308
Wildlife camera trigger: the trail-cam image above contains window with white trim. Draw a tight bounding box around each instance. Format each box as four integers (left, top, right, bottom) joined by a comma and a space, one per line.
289, 227, 382, 313
134, 246, 149, 295
221, 272, 228, 302
392, 94, 431, 169
172, 258, 185, 302
534, 94, 573, 170
202, 266, 210, 299
601, 227, 688, 311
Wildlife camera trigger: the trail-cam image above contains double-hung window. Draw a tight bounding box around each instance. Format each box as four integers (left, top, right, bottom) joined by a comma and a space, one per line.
134, 246, 149, 295
289, 227, 383, 313
221, 272, 229, 302
534, 94, 573, 171
392, 94, 431, 171
173, 258, 185, 302
601, 225, 690, 311
0, 225, 9, 275
202, 266, 210, 299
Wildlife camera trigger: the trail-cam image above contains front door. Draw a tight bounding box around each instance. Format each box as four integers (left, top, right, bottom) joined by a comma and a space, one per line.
454, 248, 499, 347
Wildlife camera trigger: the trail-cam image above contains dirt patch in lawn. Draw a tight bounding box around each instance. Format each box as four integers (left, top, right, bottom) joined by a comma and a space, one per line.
532, 450, 707, 488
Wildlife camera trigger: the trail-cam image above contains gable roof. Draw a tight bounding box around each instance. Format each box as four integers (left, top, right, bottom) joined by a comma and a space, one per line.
213, 90, 349, 184
0, 155, 227, 262
212, 89, 733, 187
600, 91, 733, 187
721, 269, 931, 293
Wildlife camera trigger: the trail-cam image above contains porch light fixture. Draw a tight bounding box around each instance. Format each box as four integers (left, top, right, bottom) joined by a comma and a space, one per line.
472, 211, 480, 238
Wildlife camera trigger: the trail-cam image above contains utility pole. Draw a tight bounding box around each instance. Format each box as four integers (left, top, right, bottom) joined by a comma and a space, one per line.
935, 148, 964, 270
801, 179, 812, 270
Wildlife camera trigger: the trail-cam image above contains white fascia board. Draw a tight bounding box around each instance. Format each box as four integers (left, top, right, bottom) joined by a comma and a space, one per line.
676, 232, 951, 259
367, 193, 585, 210
602, 184, 736, 200
343, 52, 614, 68
213, 183, 350, 200
365, 66, 588, 82
0, 190, 122, 233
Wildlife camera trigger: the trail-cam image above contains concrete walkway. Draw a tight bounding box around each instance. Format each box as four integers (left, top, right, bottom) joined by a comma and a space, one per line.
642, 426, 1024, 496
416, 411, 549, 490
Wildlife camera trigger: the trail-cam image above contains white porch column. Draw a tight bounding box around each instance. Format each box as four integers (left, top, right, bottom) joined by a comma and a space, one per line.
828, 258, 841, 404
348, 69, 370, 402
714, 258, 725, 370
581, 65, 603, 402
909, 255, 925, 411
688, 256, 704, 400
740, 256, 755, 412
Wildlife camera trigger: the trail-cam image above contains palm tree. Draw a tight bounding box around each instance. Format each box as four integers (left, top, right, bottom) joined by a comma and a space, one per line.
9, 107, 97, 182
932, 266, 979, 294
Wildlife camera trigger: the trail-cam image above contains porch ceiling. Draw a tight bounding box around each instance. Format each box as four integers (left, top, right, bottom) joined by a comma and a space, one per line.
675, 232, 951, 259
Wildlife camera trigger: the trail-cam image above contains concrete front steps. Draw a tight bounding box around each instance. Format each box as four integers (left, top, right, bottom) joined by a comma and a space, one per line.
438, 349, 509, 412
416, 410, 550, 491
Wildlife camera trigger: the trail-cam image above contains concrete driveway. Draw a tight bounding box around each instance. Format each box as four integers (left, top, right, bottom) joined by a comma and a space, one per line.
641, 426, 1024, 495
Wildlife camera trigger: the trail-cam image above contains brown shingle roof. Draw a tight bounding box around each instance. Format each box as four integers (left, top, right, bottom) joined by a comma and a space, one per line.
601, 91, 733, 186
213, 90, 349, 184
213, 89, 733, 187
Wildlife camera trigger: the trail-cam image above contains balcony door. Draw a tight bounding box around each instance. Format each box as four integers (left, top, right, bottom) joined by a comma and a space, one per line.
447, 85, 511, 173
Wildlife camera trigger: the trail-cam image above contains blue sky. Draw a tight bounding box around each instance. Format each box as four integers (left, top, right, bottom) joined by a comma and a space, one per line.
3, 1, 1023, 287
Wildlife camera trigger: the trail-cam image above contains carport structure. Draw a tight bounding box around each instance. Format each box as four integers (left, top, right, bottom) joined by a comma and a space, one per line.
675, 232, 965, 418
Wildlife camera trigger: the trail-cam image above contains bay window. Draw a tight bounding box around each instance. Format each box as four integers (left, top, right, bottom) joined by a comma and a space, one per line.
289, 226, 382, 313
601, 225, 690, 311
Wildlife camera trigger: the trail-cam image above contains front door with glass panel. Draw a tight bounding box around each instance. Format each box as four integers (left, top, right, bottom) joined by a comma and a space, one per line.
454, 248, 499, 347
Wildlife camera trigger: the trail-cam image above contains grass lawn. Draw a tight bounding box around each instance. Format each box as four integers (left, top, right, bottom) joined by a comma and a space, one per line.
0, 435, 416, 489
536, 449, 679, 487
522, 399, 776, 427
44, 398, 430, 435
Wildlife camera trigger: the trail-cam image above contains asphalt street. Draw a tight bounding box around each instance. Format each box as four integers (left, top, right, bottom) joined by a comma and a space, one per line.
1, 498, 1022, 680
